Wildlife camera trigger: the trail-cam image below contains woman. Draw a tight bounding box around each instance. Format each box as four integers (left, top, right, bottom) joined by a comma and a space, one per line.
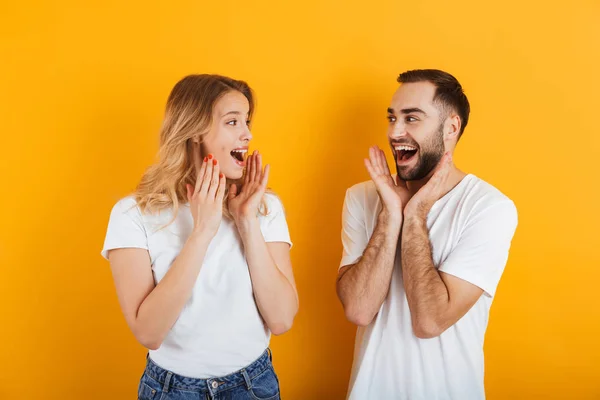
101, 74, 298, 400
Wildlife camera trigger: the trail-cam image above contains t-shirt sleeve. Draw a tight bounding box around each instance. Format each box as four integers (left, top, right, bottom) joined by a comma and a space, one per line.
340, 188, 369, 269
260, 194, 292, 248
438, 199, 518, 297
101, 197, 149, 260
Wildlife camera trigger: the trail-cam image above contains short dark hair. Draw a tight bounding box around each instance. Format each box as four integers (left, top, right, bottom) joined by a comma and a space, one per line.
397, 69, 470, 137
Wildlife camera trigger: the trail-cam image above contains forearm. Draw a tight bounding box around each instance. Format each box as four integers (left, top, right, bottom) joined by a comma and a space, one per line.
337, 211, 402, 326
238, 218, 297, 335
135, 232, 211, 348
401, 215, 450, 337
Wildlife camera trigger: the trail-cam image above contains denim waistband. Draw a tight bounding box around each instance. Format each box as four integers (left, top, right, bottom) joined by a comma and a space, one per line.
143, 349, 272, 394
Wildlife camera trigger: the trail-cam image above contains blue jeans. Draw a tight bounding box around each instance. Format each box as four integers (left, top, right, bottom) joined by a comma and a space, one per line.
137, 349, 280, 400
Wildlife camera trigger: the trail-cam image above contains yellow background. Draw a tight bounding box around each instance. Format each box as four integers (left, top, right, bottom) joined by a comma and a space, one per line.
1, 1, 599, 399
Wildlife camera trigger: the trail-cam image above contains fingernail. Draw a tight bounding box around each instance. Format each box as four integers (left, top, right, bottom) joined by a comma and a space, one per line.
208, 154, 213, 159
203, 157, 208, 162
213, 159, 218, 165
219, 173, 224, 178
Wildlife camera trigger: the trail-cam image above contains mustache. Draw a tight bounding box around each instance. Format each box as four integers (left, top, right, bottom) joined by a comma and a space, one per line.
390, 140, 420, 149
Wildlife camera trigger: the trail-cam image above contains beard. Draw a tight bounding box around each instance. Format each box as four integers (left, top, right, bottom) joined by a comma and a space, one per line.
396, 123, 445, 181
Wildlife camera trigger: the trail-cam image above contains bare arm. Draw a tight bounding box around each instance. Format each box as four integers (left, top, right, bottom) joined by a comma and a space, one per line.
402, 153, 483, 339
336, 210, 401, 326
108, 232, 212, 349
229, 151, 298, 335
108, 150, 225, 349
401, 215, 483, 339
336, 146, 409, 326
238, 220, 298, 335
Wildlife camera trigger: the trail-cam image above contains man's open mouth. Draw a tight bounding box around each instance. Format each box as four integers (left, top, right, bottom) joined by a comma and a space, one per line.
394, 145, 418, 163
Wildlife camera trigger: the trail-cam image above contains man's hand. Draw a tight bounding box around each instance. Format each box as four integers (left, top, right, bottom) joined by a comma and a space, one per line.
364, 146, 410, 221
404, 152, 453, 219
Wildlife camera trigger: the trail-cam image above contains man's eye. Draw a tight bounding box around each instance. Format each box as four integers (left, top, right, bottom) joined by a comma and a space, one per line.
387, 116, 396, 123
406, 116, 418, 123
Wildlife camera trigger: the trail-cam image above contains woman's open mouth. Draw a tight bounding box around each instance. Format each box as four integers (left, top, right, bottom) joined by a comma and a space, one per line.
230, 147, 248, 167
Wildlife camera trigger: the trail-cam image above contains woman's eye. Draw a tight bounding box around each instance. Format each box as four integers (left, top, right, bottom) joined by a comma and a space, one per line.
246, 120, 251, 126
227, 120, 237, 126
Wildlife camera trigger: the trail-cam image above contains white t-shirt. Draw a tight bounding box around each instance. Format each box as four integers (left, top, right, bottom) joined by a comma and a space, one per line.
340, 174, 518, 400
101, 193, 292, 379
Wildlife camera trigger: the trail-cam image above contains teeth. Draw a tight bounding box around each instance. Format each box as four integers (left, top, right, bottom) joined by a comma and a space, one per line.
231, 149, 247, 154
394, 146, 417, 151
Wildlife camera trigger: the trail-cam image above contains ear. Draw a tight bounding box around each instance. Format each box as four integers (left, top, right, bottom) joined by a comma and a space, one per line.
444, 114, 461, 142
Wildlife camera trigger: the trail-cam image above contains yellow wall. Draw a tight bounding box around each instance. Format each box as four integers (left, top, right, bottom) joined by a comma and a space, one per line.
1, 1, 599, 399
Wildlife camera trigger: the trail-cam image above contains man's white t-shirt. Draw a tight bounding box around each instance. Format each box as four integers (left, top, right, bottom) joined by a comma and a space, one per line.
340, 174, 518, 400
101, 193, 291, 379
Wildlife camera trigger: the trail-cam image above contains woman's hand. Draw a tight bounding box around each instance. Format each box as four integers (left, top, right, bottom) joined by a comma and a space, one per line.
186, 151, 226, 239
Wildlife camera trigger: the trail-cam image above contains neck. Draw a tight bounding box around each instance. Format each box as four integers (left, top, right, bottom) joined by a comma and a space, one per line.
404, 165, 467, 197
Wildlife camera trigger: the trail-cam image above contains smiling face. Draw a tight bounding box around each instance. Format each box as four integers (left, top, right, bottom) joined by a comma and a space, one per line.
387, 81, 449, 181
201, 90, 252, 180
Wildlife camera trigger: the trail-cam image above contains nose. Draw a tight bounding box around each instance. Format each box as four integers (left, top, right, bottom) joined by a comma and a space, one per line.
240, 126, 252, 143
389, 120, 408, 140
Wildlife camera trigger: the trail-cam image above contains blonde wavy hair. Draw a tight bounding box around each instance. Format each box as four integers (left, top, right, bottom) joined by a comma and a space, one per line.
134, 74, 269, 222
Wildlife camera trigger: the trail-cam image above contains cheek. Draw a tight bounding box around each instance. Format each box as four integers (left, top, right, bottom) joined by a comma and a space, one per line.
202, 128, 230, 156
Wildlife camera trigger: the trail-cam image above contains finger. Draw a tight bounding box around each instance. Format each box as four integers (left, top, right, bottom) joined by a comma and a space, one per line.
216, 173, 226, 202
208, 160, 220, 198
195, 155, 209, 193
430, 153, 452, 184
436, 152, 453, 174
244, 154, 253, 185
376, 147, 392, 175
372, 146, 387, 175
250, 150, 258, 182
255, 153, 263, 183
364, 158, 378, 181
368, 147, 380, 175
395, 175, 408, 189
260, 164, 270, 190
228, 183, 238, 200
200, 157, 215, 195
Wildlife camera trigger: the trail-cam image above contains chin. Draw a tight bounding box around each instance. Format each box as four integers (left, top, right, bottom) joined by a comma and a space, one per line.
224, 169, 244, 180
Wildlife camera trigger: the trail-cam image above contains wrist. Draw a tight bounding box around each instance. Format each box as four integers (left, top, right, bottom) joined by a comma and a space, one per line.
235, 215, 260, 234
379, 208, 403, 228
189, 228, 215, 244
404, 200, 430, 220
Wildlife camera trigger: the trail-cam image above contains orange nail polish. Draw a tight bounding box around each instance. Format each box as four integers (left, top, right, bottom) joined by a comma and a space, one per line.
203, 157, 208, 162
208, 154, 213, 159
213, 159, 218, 165
219, 173, 224, 178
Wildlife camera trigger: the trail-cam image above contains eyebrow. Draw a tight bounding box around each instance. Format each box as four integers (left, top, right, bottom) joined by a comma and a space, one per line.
221, 111, 247, 118
387, 107, 427, 116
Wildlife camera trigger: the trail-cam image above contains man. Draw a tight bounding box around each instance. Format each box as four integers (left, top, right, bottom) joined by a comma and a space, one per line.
336, 69, 518, 399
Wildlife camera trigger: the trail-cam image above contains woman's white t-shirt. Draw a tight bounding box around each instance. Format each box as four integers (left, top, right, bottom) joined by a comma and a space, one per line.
101, 194, 292, 379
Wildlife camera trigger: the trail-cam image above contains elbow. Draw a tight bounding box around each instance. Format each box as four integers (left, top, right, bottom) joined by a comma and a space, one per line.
344, 305, 375, 327
134, 329, 164, 351
142, 340, 162, 351
269, 318, 294, 336
412, 318, 446, 339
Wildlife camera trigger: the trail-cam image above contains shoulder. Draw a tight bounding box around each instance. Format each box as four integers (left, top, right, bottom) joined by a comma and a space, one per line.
346, 180, 378, 204
262, 192, 286, 217
109, 195, 142, 216
464, 175, 518, 221
112, 195, 139, 211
